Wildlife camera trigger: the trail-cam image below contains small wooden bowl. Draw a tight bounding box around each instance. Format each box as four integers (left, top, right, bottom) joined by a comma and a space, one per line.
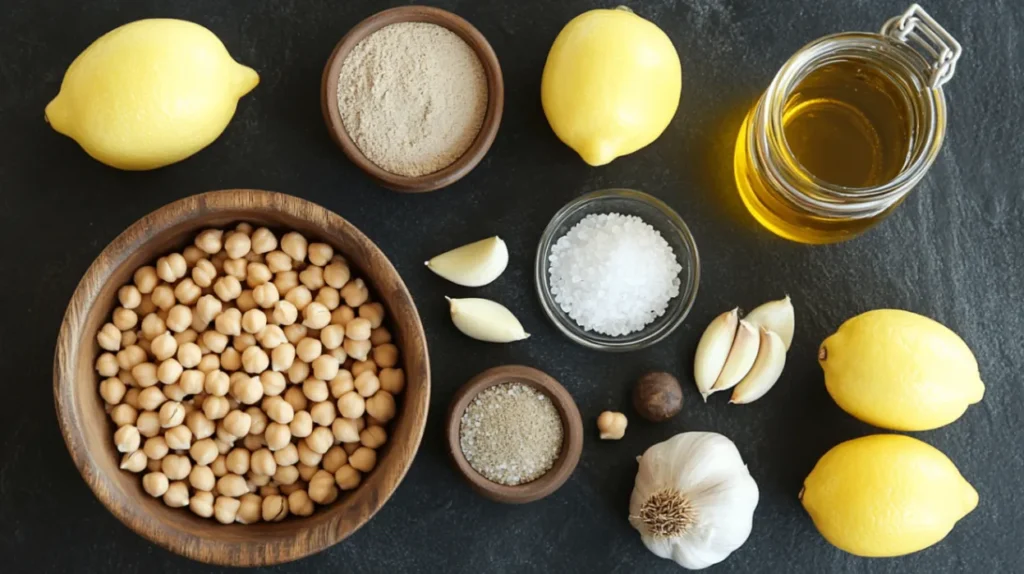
53, 190, 430, 566
446, 365, 583, 504
320, 5, 504, 193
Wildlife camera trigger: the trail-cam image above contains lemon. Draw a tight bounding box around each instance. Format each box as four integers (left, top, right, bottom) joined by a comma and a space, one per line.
45, 18, 258, 170
801, 434, 978, 557
819, 309, 984, 431
540, 7, 681, 166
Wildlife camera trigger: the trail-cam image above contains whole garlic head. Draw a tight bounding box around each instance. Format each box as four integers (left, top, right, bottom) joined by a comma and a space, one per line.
629, 432, 759, 570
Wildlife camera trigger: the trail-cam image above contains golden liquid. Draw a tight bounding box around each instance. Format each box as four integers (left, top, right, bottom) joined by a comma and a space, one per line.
735, 60, 913, 243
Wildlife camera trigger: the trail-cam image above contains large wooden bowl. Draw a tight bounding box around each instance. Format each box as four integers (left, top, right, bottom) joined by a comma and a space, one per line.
53, 190, 430, 566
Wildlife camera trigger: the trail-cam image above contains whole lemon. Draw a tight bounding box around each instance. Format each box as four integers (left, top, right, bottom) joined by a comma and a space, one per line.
541, 7, 681, 166
801, 434, 978, 557
819, 309, 984, 431
45, 19, 259, 170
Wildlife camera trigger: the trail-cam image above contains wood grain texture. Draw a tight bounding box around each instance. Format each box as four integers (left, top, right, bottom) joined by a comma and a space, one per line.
52, 189, 431, 566
446, 365, 583, 504
320, 5, 505, 193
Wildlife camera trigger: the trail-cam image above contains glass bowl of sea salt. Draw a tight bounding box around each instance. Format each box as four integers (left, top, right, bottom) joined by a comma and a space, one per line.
535, 189, 700, 351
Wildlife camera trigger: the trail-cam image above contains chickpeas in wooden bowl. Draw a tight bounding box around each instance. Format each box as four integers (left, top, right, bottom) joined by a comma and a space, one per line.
53, 190, 430, 566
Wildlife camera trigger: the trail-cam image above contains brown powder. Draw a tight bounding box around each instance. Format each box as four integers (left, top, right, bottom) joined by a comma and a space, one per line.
337, 22, 488, 177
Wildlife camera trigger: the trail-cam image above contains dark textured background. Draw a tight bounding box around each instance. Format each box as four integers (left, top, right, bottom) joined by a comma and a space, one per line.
2, 0, 1022, 572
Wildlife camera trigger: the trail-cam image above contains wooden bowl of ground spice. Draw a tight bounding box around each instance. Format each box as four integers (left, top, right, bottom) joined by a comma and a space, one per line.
446, 365, 583, 504
321, 6, 504, 193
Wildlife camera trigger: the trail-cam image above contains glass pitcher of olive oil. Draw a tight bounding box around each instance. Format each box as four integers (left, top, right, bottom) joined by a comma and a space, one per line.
734, 4, 962, 244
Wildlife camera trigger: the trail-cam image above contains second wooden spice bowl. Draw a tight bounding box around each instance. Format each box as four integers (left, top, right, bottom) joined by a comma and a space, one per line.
321, 5, 505, 193
446, 365, 583, 504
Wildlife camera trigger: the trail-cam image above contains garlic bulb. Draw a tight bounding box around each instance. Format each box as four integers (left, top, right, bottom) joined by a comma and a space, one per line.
629, 432, 759, 570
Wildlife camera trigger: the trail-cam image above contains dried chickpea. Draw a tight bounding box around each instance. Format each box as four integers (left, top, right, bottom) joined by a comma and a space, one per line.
295, 337, 322, 363
246, 262, 272, 288
189, 464, 216, 492
349, 447, 377, 472
259, 371, 287, 399
96, 352, 120, 377
360, 425, 387, 449
307, 470, 337, 504
283, 323, 307, 344
151, 284, 175, 311
252, 282, 280, 309
236, 493, 262, 524
140, 313, 167, 340
354, 371, 380, 398
100, 377, 127, 405
300, 426, 331, 455
158, 358, 183, 385
119, 285, 143, 310
204, 370, 230, 396
280, 232, 308, 262
189, 491, 215, 518
265, 422, 292, 451
213, 276, 242, 302
110, 404, 138, 427
224, 232, 252, 259
159, 401, 185, 428
199, 333, 227, 357
114, 425, 141, 453
215, 308, 242, 336
225, 448, 250, 475
300, 243, 330, 267
143, 472, 169, 497
337, 392, 365, 419
181, 245, 204, 266
318, 324, 344, 351
302, 301, 330, 329
143, 435, 169, 460
314, 286, 339, 311
263, 396, 294, 424
241, 346, 270, 375
166, 305, 192, 333
373, 344, 399, 369
288, 489, 314, 517
158, 253, 188, 282
289, 410, 314, 438
340, 278, 369, 308
223, 258, 246, 280
328, 347, 348, 363
323, 262, 350, 289
163, 383, 187, 402
331, 305, 356, 327
343, 338, 372, 362
174, 279, 202, 305
121, 330, 138, 348
311, 355, 339, 382
112, 307, 138, 331
211, 454, 228, 477
150, 332, 177, 362
334, 465, 361, 490
256, 325, 285, 350
345, 317, 372, 341
192, 258, 217, 288
162, 454, 192, 480
163, 481, 190, 508
302, 379, 330, 403
190, 438, 218, 466
275, 465, 300, 486
136, 337, 153, 356
351, 360, 377, 378
243, 433, 265, 451
250, 227, 277, 254
365, 391, 396, 423
223, 409, 253, 437
203, 396, 230, 420
138, 386, 167, 411
262, 494, 288, 522
196, 295, 223, 325
330, 370, 354, 398
236, 290, 257, 313
219, 473, 249, 498
310, 401, 336, 427
221, 347, 242, 372
266, 251, 293, 273
287, 286, 313, 312
235, 222, 254, 235
369, 327, 391, 347
298, 265, 324, 291
272, 299, 298, 326
137, 294, 157, 316
260, 484, 280, 497
147, 458, 163, 472
122, 388, 141, 410
286, 360, 310, 384
136, 411, 161, 438
270, 444, 298, 467
230, 374, 263, 405
197, 353, 220, 374
214, 496, 241, 524
215, 436, 234, 454
331, 418, 361, 443
250, 448, 277, 476
134, 266, 160, 295
120, 450, 148, 473
195, 230, 224, 256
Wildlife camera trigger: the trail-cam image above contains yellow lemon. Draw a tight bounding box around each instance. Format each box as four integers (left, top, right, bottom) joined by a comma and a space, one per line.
819, 309, 984, 431
541, 7, 681, 166
801, 434, 978, 557
45, 18, 258, 170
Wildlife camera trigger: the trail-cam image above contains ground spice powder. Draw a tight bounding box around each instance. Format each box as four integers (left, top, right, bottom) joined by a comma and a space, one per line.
337, 22, 488, 177
459, 382, 563, 486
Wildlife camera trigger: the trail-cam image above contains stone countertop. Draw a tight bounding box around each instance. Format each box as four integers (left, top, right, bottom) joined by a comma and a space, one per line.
1, 0, 1021, 572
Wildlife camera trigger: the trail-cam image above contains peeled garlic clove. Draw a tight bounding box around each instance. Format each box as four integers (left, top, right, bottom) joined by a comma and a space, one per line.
693, 308, 739, 400
447, 297, 529, 343
426, 236, 508, 287
730, 328, 786, 405
712, 320, 760, 392
744, 295, 794, 350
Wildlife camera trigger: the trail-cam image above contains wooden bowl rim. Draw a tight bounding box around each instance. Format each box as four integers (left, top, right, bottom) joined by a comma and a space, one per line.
320, 5, 505, 193
446, 365, 583, 504
53, 189, 430, 565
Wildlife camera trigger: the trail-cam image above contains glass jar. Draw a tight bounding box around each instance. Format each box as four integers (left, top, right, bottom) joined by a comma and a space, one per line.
734, 4, 962, 244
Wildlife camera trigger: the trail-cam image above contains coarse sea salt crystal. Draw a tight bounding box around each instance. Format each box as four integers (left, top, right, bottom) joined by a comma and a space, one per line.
548, 212, 682, 336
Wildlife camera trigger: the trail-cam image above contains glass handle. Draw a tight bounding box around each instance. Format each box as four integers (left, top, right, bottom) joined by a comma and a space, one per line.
882, 3, 962, 88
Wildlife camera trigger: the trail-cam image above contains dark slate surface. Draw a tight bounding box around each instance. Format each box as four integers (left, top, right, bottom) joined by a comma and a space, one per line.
1, 0, 1022, 572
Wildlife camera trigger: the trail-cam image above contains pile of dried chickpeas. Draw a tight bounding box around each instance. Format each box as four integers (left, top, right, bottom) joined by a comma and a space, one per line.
94, 223, 405, 524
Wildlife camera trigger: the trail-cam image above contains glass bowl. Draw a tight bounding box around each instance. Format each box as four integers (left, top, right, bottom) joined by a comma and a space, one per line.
534, 189, 700, 352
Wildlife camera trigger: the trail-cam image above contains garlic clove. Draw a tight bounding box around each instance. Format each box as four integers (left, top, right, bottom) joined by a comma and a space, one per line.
712, 320, 760, 392
425, 236, 508, 287
744, 295, 794, 350
447, 297, 529, 343
693, 308, 739, 401
730, 327, 787, 404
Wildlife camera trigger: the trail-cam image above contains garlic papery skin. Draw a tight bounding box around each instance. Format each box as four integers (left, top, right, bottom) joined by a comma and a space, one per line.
447, 297, 530, 342
744, 295, 794, 350
426, 236, 508, 287
629, 432, 759, 570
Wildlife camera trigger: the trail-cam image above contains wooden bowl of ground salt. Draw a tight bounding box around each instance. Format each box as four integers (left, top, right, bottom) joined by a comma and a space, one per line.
321, 6, 504, 193
446, 365, 583, 504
